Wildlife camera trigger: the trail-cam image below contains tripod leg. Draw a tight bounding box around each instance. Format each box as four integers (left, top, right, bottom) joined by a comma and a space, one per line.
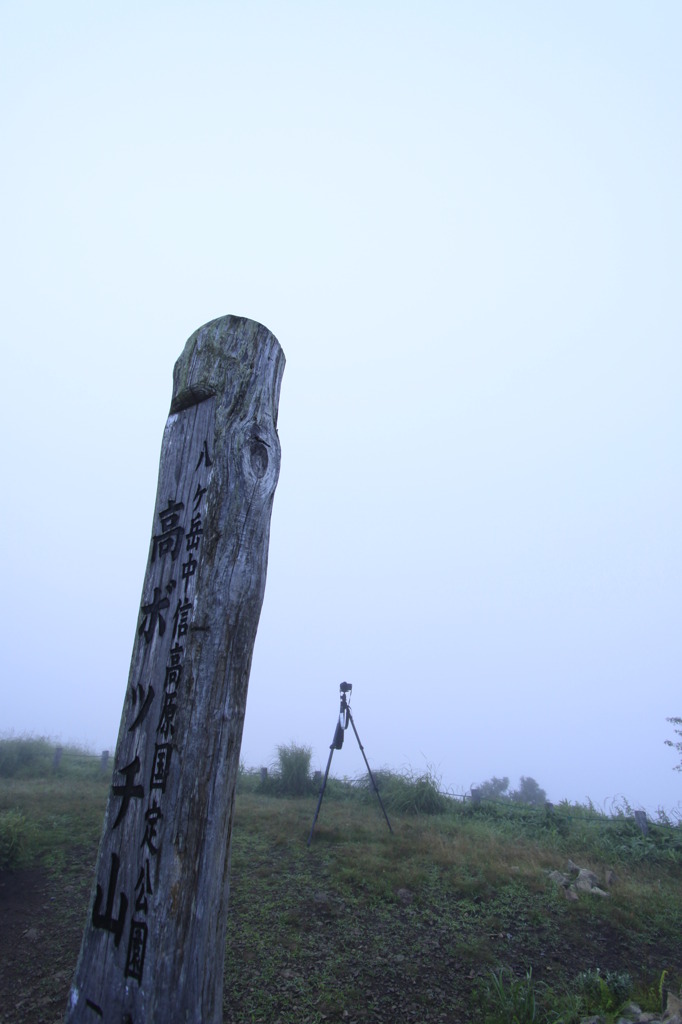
307, 743, 335, 846
346, 710, 393, 834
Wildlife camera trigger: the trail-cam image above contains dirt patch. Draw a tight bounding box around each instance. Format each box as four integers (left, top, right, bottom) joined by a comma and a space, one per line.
0, 868, 81, 1024
0, 852, 677, 1024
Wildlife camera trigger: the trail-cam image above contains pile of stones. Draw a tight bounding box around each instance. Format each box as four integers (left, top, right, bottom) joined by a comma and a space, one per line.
547, 858, 615, 900
581, 989, 682, 1023
546, 861, 681, 1023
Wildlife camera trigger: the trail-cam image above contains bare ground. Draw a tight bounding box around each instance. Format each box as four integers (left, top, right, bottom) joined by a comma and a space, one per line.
0, 852, 676, 1024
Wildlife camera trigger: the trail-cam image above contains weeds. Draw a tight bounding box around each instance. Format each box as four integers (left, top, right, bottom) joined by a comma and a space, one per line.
356, 767, 449, 815
574, 967, 632, 1014
480, 965, 666, 1023
482, 968, 540, 1023
0, 809, 28, 869
251, 743, 317, 797
633, 969, 670, 1015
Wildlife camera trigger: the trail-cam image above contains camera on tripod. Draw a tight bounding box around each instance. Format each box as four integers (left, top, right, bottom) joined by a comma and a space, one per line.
307, 680, 393, 845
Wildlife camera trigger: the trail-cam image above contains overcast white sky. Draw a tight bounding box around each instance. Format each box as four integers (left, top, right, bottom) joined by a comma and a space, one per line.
2, 1, 681, 814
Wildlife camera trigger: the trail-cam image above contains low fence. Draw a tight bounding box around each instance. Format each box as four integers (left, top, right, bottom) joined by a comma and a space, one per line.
458, 790, 680, 829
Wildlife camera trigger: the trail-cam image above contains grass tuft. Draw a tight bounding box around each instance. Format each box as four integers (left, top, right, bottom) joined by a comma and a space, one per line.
0, 809, 28, 870
356, 767, 450, 815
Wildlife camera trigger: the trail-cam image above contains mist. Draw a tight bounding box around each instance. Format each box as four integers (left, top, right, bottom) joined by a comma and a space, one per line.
2, 1, 680, 815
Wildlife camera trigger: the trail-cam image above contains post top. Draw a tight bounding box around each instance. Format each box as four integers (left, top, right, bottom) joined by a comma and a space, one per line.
170, 315, 284, 415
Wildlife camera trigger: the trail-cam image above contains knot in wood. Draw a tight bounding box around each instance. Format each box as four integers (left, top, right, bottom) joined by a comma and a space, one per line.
249, 438, 269, 478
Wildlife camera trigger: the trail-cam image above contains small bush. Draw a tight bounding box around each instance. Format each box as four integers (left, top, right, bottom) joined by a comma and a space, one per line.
273, 743, 314, 796
0, 810, 28, 870
357, 769, 449, 815
575, 967, 632, 1013
0, 737, 54, 778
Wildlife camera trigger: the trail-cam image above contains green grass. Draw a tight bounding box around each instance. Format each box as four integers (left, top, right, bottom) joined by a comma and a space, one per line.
1, 738, 681, 1023
0, 808, 28, 870
0, 739, 110, 869
355, 767, 450, 814
0, 735, 110, 781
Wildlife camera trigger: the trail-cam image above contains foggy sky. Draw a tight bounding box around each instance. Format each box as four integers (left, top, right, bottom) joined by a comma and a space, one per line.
2, 1, 681, 814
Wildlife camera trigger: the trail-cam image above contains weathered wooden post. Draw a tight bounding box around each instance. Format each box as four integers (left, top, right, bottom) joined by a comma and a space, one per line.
634, 809, 649, 836
66, 315, 284, 1024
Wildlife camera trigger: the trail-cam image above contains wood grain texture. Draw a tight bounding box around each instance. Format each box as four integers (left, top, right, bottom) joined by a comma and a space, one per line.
65, 315, 284, 1024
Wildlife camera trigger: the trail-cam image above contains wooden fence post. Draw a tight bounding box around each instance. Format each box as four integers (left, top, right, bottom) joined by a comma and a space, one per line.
65, 315, 284, 1024
634, 810, 649, 835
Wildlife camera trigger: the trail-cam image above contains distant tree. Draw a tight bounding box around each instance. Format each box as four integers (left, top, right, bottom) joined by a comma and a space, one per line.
475, 776, 511, 800
665, 717, 682, 772
509, 776, 547, 807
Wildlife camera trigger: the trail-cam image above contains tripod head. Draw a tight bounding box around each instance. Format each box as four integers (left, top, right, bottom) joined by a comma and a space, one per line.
339, 680, 352, 711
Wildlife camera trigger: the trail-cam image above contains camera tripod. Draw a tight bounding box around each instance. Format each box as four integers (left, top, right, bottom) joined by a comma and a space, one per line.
307, 682, 392, 846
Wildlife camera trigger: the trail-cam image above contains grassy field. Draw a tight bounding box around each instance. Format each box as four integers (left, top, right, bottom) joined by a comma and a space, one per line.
0, 739, 681, 1023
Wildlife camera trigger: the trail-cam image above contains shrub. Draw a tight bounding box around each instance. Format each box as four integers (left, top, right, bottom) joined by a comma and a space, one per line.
0, 737, 54, 778
575, 968, 632, 1014
357, 768, 449, 815
275, 743, 314, 796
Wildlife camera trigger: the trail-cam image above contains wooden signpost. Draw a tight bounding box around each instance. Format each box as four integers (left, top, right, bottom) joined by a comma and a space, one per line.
65, 315, 285, 1024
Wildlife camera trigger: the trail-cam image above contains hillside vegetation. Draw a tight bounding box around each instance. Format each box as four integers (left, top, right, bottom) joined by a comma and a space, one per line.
0, 738, 680, 1023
